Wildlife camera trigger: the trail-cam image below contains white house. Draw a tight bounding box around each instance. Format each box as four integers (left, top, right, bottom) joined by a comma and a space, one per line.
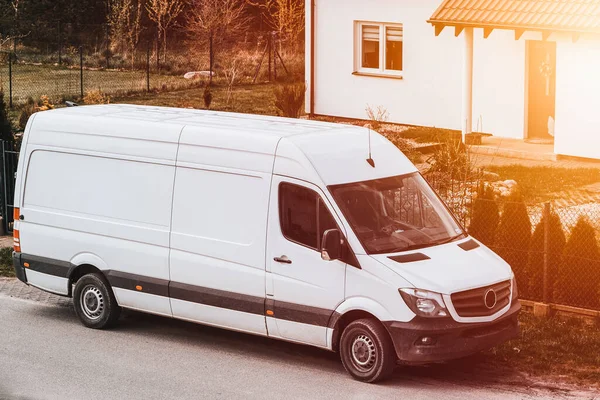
305, 0, 600, 160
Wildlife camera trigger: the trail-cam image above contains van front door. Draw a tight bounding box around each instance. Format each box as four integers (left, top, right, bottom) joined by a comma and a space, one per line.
266, 176, 346, 348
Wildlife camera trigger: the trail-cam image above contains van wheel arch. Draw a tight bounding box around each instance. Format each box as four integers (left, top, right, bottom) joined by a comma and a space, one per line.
68, 264, 106, 297
332, 310, 393, 353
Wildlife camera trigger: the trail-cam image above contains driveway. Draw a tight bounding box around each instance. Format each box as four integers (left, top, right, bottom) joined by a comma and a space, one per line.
0, 279, 597, 400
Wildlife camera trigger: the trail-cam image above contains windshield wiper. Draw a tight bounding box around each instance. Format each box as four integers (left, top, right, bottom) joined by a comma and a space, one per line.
430, 233, 467, 246
381, 233, 467, 254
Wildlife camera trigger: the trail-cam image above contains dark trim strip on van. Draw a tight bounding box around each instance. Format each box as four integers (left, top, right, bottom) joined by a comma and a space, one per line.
106, 270, 170, 298
266, 297, 334, 327
169, 281, 265, 316
21, 254, 71, 278
17, 253, 339, 329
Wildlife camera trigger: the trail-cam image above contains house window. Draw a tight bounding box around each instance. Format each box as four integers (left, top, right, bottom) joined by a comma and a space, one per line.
356, 22, 403, 77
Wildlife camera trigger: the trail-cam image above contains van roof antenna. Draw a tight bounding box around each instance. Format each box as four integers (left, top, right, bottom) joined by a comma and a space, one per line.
366, 125, 375, 168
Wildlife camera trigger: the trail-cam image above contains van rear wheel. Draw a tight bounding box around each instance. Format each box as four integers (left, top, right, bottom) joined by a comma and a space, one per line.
339, 318, 396, 383
73, 273, 121, 329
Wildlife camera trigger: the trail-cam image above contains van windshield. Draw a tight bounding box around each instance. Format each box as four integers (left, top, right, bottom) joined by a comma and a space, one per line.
329, 172, 465, 255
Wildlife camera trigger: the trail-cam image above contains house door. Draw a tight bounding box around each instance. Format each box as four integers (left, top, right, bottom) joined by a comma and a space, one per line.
527, 41, 556, 141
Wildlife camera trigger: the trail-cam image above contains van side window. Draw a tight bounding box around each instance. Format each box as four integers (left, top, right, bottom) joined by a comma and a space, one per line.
279, 183, 338, 250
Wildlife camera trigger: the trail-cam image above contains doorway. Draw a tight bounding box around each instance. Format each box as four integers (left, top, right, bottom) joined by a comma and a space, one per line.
527, 40, 556, 141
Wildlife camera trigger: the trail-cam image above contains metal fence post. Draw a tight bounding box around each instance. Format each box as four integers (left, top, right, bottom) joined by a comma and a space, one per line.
58, 21, 62, 66
1, 141, 7, 233
543, 202, 551, 303
80, 46, 84, 99
106, 23, 110, 69
8, 52, 13, 108
146, 43, 151, 92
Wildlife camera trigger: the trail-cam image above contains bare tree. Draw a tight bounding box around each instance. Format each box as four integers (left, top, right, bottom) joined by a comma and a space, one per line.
186, 0, 250, 84
1, 0, 29, 53
146, 0, 185, 62
109, 0, 144, 69
246, 0, 304, 47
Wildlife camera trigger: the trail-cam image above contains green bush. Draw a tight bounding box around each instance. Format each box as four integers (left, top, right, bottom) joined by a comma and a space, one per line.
0, 247, 14, 277
526, 210, 566, 302
554, 217, 600, 309
18, 95, 54, 131
0, 91, 14, 142
495, 191, 531, 297
401, 126, 461, 144
273, 82, 305, 118
468, 183, 499, 247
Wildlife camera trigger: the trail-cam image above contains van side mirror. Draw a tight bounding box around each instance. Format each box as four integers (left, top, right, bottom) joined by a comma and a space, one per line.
321, 229, 342, 261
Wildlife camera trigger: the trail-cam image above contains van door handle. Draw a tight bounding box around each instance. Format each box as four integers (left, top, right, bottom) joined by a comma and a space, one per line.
273, 255, 292, 264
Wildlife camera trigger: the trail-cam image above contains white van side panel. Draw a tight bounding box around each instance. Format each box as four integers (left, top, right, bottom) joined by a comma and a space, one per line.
19, 148, 175, 315
170, 167, 270, 270
169, 132, 274, 334
24, 151, 173, 228
113, 288, 173, 317
26, 269, 69, 296
171, 299, 267, 335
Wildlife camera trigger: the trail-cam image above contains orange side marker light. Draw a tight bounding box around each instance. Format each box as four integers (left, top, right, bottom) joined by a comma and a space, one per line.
266, 310, 274, 316
23, 262, 30, 268
135, 285, 143, 291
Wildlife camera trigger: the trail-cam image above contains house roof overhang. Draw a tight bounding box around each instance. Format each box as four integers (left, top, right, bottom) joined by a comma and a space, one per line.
428, 0, 600, 41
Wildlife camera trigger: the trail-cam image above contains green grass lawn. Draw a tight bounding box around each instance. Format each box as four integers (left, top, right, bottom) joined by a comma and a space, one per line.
485, 312, 600, 387
0, 63, 196, 106
484, 165, 600, 201
117, 82, 280, 116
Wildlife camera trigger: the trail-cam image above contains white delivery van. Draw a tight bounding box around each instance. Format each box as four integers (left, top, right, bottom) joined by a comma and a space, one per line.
12, 104, 519, 383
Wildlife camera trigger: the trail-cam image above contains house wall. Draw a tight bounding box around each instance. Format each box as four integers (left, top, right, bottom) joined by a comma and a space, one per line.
554, 40, 600, 159
310, 0, 527, 139
308, 0, 600, 159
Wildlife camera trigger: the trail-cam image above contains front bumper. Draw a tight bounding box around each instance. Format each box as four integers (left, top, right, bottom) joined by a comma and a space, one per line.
385, 300, 520, 364
13, 252, 28, 284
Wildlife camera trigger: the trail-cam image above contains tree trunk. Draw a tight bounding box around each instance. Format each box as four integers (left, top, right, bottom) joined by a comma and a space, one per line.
162, 28, 167, 64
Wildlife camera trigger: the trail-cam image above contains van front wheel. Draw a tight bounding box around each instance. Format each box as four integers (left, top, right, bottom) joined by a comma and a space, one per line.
73, 273, 121, 329
339, 318, 396, 383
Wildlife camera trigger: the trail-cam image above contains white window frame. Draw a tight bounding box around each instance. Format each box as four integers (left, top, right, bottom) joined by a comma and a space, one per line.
354, 21, 404, 78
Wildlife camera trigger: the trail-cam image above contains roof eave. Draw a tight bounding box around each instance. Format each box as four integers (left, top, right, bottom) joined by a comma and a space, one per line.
427, 19, 600, 37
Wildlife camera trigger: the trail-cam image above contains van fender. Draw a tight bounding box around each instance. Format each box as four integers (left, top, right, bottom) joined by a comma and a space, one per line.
69, 253, 109, 275
333, 297, 394, 324
328, 297, 396, 350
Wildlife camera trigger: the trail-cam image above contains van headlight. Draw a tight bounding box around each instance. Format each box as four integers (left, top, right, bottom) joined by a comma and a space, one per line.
511, 277, 519, 301
399, 288, 448, 318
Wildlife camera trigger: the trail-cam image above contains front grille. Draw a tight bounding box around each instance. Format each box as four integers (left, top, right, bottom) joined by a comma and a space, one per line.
451, 280, 511, 318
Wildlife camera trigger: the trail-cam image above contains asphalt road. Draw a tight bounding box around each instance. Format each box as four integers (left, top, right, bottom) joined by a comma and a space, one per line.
0, 286, 597, 400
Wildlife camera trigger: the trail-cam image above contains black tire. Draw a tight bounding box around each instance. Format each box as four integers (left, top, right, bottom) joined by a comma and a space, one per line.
339, 318, 396, 383
73, 273, 121, 329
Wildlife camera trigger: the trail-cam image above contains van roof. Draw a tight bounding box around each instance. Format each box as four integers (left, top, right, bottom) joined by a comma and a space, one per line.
42, 104, 348, 137
28, 104, 417, 185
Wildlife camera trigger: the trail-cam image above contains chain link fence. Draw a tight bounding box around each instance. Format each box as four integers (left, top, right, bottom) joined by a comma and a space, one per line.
427, 174, 600, 312
0, 24, 299, 108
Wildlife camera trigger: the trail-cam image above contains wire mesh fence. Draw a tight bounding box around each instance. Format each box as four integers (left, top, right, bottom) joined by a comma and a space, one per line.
427, 175, 600, 312
0, 25, 300, 108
